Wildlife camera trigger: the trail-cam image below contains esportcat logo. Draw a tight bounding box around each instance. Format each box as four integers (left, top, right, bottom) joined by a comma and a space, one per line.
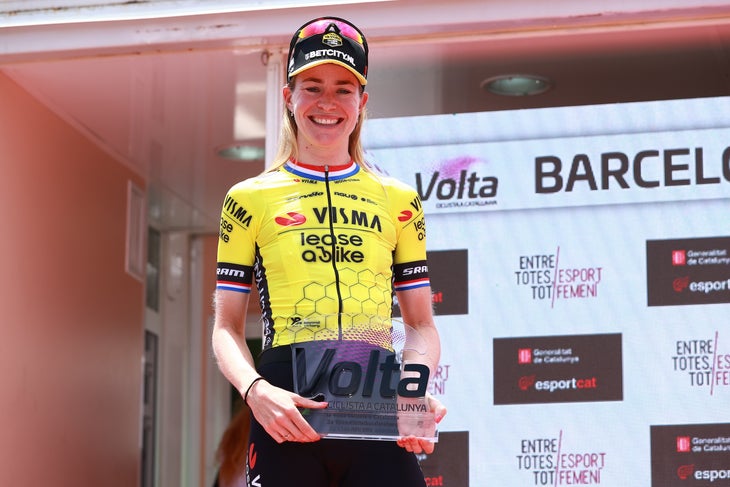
686, 279, 730, 294
679, 465, 730, 483
494, 334, 622, 405
651, 424, 730, 486
673, 276, 730, 295
518, 375, 598, 392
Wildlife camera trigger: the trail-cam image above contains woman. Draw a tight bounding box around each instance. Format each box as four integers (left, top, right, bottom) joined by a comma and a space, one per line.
213, 17, 445, 487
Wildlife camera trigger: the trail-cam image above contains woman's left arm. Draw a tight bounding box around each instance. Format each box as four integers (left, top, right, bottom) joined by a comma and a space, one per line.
395, 285, 446, 454
396, 286, 441, 374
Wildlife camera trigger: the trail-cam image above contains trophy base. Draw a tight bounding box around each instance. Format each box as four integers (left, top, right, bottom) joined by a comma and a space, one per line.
301, 407, 438, 442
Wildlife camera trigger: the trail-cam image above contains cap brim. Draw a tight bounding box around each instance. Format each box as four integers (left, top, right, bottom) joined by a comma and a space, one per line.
289, 59, 367, 86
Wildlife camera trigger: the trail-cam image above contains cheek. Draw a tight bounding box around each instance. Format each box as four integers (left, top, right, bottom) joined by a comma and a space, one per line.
346, 98, 364, 115
291, 94, 315, 113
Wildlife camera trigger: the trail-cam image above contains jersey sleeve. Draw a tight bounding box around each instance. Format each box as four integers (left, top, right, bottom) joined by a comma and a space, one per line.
215, 181, 259, 294
385, 177, 430, 292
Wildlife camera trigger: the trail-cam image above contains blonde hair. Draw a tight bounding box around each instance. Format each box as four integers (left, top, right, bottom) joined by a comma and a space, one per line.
268, 80, 371, 173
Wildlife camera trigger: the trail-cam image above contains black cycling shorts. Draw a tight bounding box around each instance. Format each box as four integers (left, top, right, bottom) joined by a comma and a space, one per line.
245, 346, 427, 487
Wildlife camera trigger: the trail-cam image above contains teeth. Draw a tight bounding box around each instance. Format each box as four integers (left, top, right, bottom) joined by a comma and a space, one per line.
312, 117, 338, 125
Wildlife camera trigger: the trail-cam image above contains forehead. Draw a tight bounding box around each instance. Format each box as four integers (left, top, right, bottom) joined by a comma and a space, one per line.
295, 63, 359, 85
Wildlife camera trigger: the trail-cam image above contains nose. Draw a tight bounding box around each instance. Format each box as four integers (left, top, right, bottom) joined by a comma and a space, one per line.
316, 90, 336, 110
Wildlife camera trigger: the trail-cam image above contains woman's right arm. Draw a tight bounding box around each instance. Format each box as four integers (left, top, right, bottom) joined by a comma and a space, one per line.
212, 289, 260, 399
212, 289, 326, 443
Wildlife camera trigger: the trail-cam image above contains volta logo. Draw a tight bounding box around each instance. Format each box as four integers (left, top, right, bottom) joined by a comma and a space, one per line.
415, 169, 498, 201
412, 156, 499, 211
275, 212, 306, 226
293, 345, 429, 399
677, 464, 695, 480
398, 210, 413, 222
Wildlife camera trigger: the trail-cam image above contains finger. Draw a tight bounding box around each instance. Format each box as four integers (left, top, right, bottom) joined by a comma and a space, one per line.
287, 397, 327, 441
295, 396, 329, 409
427, 396, 447, 424
281, 420, 320, 442
282, 406, 324, 442
273, 431, 289, 443
397, 436, 417, 452
418, 439, 435, 455
433, 404, 447, 423
398, 435, 435, 455
293, 416, 325, 442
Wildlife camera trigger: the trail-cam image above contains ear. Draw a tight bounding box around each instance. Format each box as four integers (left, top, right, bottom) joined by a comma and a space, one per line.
359, 91, 369, 111
283, 84, 293, 112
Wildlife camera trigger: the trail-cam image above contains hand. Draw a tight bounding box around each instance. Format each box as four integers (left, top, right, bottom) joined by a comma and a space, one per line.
396, 393, 447, 454
245, 379, 328, 443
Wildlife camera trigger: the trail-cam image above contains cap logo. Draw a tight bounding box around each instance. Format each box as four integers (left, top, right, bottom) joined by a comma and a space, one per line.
322, 32, 343, 48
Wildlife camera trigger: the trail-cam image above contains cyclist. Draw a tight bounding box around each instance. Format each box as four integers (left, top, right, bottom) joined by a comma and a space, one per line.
213, 17, 445, 487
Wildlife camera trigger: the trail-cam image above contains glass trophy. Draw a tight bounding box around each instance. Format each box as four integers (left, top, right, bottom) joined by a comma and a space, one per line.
290, 314, 438, 442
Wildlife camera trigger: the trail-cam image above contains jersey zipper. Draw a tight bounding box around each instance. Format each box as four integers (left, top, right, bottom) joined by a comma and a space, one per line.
323, 165, 344, 340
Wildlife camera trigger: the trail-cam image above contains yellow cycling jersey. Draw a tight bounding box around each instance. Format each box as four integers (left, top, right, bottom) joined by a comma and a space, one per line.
216, 160, 430, 349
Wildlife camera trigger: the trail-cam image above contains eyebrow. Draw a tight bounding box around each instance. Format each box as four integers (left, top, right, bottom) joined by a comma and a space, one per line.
300, 76, 357, 87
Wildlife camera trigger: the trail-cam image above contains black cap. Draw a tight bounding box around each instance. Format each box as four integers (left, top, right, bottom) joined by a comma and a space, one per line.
287, 17, 369, 85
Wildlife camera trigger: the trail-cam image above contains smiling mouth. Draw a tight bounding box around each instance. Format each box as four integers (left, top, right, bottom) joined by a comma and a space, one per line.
311, 116, 341, 125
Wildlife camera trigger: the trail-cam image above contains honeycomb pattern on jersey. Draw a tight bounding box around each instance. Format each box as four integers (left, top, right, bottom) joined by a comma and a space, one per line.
272, 267, 395, 347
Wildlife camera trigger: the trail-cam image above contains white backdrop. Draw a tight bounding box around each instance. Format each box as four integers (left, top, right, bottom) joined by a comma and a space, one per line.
364, 97, 730, 486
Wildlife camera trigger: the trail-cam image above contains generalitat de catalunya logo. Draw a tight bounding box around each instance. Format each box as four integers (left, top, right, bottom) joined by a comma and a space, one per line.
494, 333, 623, 405
647, 236, 730, 307
651, 423, 730, 486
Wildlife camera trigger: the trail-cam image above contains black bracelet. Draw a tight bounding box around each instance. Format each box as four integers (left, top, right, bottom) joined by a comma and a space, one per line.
244, 376, 265, 405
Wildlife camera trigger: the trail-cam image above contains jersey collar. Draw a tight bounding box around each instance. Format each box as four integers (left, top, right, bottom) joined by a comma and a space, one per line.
284, 159, 360, 181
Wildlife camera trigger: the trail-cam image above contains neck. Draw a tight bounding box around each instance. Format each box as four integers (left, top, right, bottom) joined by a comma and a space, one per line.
296, 144, 351, 167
